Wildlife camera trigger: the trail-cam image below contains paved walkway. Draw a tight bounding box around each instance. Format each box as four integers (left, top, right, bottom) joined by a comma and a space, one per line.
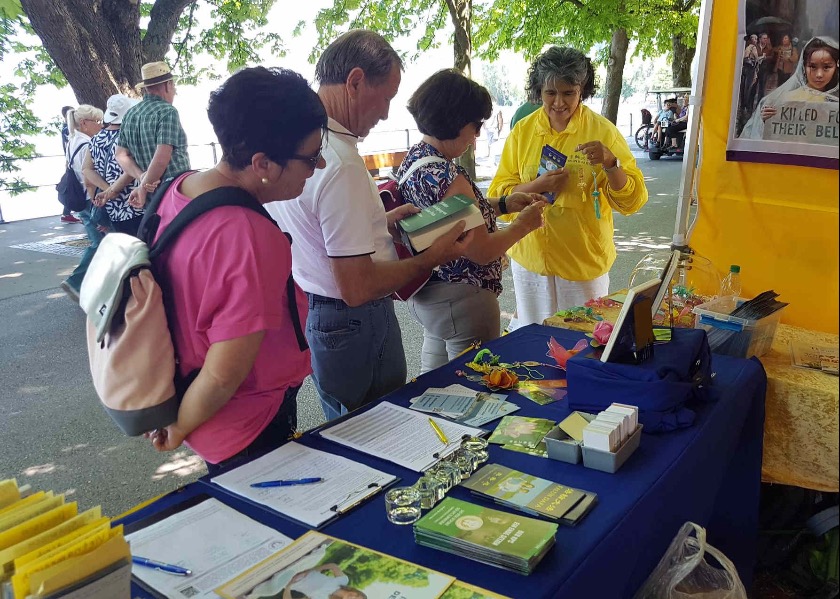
0, 146, 684, 517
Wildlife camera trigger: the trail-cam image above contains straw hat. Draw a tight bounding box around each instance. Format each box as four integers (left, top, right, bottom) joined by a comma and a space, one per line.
138, 61, 174, 89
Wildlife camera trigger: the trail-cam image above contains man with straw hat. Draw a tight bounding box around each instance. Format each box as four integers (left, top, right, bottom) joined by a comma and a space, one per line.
116, 61, 190, 208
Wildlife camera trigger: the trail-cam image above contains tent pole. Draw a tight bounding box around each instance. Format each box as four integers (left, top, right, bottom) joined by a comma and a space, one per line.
672, 0, 716, 252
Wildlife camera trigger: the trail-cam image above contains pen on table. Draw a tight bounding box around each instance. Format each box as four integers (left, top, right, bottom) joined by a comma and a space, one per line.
250, 477, 323, 488
132, 556, 192, 576
428, 418, 449, 445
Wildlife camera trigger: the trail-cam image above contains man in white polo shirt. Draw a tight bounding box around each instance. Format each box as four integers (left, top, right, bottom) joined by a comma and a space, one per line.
267, 30, 472, 421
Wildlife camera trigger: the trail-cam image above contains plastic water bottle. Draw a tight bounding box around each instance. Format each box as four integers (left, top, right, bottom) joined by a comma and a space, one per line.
720, 264, 742, 301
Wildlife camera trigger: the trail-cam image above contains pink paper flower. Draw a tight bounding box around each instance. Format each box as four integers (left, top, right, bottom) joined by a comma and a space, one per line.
592, 321, 614, 345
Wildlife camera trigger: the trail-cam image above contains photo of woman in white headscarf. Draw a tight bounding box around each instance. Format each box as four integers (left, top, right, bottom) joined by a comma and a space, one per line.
741, 36, 839, 139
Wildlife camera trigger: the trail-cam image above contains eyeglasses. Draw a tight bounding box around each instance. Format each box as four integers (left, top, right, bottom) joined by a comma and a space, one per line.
289, 129, 327, 169
289, 147, 323, 169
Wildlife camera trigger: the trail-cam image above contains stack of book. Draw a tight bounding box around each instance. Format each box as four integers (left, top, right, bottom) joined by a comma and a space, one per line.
413, 497, 557, 575
460, 464, 598, 526
0, 479, 130, 598
398, 194, 485, 253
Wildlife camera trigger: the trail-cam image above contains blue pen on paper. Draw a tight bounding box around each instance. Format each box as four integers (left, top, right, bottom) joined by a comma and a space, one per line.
132, 556, 192, 576
250, 477, 323, 488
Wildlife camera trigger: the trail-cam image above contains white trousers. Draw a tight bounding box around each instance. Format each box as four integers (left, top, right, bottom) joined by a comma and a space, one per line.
508, 259, 610, 331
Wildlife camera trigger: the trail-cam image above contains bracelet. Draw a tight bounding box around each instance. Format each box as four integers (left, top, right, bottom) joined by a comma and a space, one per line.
499, 195, 508, 214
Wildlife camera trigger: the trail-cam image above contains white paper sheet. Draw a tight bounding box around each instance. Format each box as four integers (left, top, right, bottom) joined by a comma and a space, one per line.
210, 443, 397, 527
319, 402, 486, 472
125, 498, 292, 599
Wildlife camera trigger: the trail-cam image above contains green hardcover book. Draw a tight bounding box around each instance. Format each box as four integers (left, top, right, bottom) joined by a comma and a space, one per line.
414, 497, 557, 563
460, 464, 587, 522
398, 194, 485, 252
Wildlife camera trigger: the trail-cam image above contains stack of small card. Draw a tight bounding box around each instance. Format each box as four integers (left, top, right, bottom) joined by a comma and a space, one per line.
410, 384, 520, 427
582, 403, 639, 453
460, 464, 597, 526
414, 497, 557, 575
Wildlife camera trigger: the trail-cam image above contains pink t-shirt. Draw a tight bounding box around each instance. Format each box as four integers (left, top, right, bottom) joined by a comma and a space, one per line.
154, 174, 311, 463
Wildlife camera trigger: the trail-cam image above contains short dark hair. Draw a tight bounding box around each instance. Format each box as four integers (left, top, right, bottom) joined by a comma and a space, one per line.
525, 46, 597, 103
61, 106, 74, 117
207, 67, 327, 170
315, 29, 403, 86
407, 69, 492, 140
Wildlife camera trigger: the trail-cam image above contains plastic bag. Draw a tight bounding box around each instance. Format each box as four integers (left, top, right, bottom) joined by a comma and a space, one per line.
634, 522, 748, 599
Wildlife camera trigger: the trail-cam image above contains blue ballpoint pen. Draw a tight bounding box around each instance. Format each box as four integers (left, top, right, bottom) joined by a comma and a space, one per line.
132, 556, 192, 576
250, 477, 323, 488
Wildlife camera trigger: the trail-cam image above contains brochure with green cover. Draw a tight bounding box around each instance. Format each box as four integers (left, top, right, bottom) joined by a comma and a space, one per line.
414, 497, 557, 564
460, 464, 588, 522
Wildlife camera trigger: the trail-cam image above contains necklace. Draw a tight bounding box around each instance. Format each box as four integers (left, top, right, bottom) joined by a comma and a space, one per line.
327, 127, 359, 139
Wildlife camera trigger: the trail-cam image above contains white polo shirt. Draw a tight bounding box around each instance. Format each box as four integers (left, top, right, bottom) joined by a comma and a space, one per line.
266, 118, 398, 300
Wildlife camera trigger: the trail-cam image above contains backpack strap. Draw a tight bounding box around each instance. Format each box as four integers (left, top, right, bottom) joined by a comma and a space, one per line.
397, 156, 447, 186
66, 142, 87, 168
139, 172, 309, 352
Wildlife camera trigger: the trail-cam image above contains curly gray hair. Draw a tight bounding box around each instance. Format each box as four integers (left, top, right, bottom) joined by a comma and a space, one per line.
525, 47, 596, 103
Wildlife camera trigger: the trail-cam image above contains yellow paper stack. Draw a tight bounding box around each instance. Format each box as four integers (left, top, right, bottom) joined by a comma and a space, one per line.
0, 479, 131, 599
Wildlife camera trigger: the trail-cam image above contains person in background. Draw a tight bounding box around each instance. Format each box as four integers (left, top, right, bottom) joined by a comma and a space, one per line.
775, 34, 799, 86
510, 100, 540, 130
483, 102, 503, 158
665, 93, 690, 150
59, 105, 81, 224
147, 66, 324, 474
397, 69, 546, 373
756, 32, 775, 103
83, 94, 144, 236
116, 61, 191, 209
488, 46, 648, 330
267, 30, 473, 421
60, 105, 103, 301
651, 98, 677, 147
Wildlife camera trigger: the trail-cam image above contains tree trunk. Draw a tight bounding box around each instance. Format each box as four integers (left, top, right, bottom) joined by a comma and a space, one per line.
446, 0, 476, 180
600, 28, 629, 125
19, 0, 190, 108
671, 34, 695, 87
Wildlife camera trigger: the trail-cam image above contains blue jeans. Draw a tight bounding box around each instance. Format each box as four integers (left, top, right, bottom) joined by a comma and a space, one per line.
306, 293, 407, 421
65, 201, 104, 291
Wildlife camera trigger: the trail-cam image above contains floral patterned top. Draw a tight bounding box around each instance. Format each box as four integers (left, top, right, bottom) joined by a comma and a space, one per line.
396, 141, 502, 296
89, 128, 142, 223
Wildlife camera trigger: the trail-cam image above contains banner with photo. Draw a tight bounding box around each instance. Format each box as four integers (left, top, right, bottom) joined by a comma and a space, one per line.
726, 0, 839, 168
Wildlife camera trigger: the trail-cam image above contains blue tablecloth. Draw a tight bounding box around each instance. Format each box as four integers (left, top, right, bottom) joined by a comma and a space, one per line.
119, 325, 766, 599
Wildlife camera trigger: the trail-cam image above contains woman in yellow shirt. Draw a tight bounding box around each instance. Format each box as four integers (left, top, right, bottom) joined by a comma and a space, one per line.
489, 46, 648, 329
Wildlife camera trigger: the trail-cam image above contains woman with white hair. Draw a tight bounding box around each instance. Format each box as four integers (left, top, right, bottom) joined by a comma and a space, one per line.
61, 104, 103, 301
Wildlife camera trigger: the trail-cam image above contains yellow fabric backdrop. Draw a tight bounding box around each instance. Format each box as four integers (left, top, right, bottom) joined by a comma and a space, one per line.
692, 0, 840, 334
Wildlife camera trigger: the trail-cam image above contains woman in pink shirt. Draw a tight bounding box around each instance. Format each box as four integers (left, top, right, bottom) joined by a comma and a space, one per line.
148, 67, 327, 473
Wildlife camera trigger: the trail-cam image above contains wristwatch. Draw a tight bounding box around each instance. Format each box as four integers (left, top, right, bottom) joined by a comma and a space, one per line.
604, 158, 621, 173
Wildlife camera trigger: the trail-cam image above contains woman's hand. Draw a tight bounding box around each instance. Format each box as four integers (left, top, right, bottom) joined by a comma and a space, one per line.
761, 105, 777, 121
535, 167, 569, 195
511, 200, 547, 233
147, 423, 188, 452
576, 141, 617, 167
504, 192, 544, 213
94, 187, 114, 207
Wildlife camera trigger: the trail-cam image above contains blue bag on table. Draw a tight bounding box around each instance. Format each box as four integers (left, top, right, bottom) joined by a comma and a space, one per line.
566, 328, 715, 433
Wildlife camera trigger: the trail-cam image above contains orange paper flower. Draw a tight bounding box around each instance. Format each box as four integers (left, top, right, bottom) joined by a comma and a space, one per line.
483, 368, 519, 389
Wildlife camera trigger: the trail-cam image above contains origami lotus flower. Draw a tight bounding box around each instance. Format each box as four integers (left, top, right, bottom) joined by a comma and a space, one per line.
547, 337, 589, 369
483, 368, 519, 389
592, 321, 614, 346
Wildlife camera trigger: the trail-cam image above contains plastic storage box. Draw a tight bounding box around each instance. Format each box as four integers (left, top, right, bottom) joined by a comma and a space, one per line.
693, 296, 785, 358
544, 413, 596, 464
581, 424, 643, 473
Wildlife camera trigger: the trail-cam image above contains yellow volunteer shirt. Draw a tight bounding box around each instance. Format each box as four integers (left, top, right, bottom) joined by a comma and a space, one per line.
489, 105, 648, 281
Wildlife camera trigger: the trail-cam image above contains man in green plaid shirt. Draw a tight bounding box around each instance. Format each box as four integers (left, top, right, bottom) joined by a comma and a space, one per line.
116, 61, 190, 208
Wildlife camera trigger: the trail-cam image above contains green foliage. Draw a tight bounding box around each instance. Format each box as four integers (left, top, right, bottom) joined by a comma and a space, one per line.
477, 61, 526, 106
306, 0, 448, 64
